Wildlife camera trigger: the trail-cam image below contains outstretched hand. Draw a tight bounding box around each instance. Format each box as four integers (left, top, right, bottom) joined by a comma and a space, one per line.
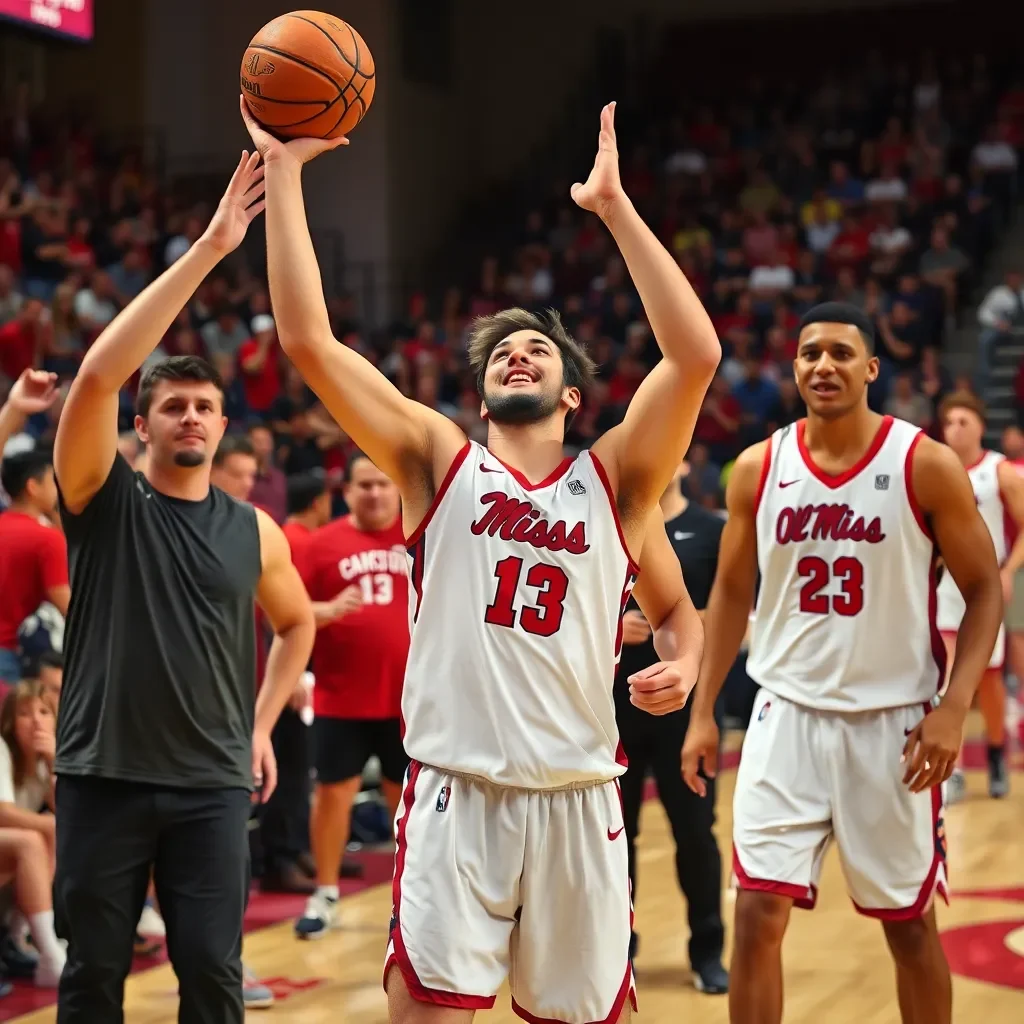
239, 95, 348, 169
570, 102, 625, 220
201, 150, 267, 256
6, 369, 59, 415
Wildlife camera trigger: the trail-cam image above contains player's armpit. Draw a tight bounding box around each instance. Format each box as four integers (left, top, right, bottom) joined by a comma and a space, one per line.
592, 356, 718, 530
911, 437, 1003, 714
254, 510, 316, 735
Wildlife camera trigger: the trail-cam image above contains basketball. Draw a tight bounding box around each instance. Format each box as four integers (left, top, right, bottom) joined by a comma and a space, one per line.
240, 11, 375, 140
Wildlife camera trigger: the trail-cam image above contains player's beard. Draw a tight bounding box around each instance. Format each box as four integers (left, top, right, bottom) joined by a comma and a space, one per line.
173, 449, 207, 468
484, 386, 562, 426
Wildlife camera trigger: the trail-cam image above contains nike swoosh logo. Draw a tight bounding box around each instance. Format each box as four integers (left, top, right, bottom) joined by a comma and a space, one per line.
479, 465, 501, 473
608, 826, 625, 841
904, 727, 914, 736
779, 479, 801, 488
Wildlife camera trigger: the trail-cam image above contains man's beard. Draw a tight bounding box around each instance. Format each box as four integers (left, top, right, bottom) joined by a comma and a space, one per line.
484, 388, 561, 425
173, 449, 206, 468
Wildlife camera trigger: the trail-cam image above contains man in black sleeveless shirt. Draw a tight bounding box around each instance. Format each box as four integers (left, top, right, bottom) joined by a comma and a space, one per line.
615, 458, 729, 994
51, 153, 315, 1023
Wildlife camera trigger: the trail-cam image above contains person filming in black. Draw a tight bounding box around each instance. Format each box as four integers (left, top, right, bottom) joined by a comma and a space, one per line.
51, 152, 315, 1024
615, 457, 728, 994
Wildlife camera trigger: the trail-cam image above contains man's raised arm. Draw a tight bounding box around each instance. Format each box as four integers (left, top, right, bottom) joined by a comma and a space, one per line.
585, 104, 721, 520
55, 152, 266, 513
240, 98, 464, 495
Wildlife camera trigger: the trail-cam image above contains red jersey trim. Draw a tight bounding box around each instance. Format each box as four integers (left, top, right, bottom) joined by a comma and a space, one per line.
963, 449, 988, 472
753, 434, 774, 515
796, 415, 894, 490
405, 443, 471, 549
903, 431, 932, 540
485, 450, 574, 491
589, 452, 641, 576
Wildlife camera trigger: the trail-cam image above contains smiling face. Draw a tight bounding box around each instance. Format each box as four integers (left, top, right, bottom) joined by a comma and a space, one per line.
480, 330, 580, 426
794, 321, 878, 420
135, 380, 228, 471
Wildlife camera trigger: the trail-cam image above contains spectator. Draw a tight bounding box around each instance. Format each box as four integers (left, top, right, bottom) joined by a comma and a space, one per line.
0, 680, 65, 987
44, 282, 84, 378
884, 371, 933, 428
693, 373, 741, 464
0, 450, 68, 687
976, 269, 1024, 386
919, 225, 969, 318
72, 269, 118, 338
0, 298, 43, 383
200, 306, 249, 361
210, 434, 258, 502
0, 266, 22, 326
248, 422, 288, 523
238, 314, 281, 417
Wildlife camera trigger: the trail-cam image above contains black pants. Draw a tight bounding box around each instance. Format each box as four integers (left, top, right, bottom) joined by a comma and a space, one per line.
54, 776, 251, 1024
254, 707, 310, 877
615, 687, 724, 967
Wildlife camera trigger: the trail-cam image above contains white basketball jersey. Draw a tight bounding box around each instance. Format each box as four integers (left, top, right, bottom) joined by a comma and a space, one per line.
747, 416, 943, 711
935, 449, 1007, 630
402, 441, 638, 789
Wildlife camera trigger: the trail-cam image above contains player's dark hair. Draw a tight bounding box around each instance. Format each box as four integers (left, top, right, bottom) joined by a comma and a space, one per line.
136, 356, 225, 417
466, 307, 597, 423
798, 302, 876, 354
287, 471, 328, 515
343, 450, 372, 483
1, 449, 53, 501
212, 434, 256, 467
938, 390, 986, 425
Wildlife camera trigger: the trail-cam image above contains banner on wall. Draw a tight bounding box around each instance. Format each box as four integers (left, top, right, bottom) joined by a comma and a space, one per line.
0, 0, 93, 42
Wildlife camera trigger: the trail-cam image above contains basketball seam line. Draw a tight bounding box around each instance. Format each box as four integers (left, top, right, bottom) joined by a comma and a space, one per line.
247, 43, 342, 98
287, 13, 373, 89
324, 22, 372, 134
268, 92, 344, 131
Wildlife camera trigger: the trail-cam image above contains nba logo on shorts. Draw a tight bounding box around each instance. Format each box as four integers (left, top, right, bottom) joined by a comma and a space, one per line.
758, 701, 771, 722
875, 474, 890, 490
567, 479, 586, 495
436, 786, 451, 812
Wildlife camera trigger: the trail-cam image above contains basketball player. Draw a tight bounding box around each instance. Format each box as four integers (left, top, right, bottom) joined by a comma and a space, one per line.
681, 302, 1004, 1024
936, 392, 1024, 801
243, 97, 720, 1022
1003, 425, 1024, 719
296, 451, 410, 940
51, 153, 315, 1023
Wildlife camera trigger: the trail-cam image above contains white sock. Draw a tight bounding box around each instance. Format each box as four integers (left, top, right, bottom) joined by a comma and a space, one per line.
28, 910, 65, 965
317, 884, 339, 902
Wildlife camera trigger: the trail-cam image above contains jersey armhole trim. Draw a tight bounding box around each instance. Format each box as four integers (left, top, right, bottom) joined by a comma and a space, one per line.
404, 442, 471, 549
753, 435, 774, 516
904, 431, 932, 540
589, 451, 642, 576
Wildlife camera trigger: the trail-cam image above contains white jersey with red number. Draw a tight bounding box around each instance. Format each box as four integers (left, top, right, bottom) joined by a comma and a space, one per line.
746, 416, 944, 712
402, 441, 638, 790
936, 449, 1007, 631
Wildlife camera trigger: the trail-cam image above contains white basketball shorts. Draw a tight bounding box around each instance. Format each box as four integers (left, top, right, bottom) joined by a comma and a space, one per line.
733, 689, 948, 918
383, 761, 636, 1023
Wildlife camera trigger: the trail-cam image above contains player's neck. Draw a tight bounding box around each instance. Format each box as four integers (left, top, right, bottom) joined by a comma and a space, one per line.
145, 462, 211, 503
485, 423, 567, 485
659, 488, 688, 521
956, 445, 984, 468
803, 407, 883, 462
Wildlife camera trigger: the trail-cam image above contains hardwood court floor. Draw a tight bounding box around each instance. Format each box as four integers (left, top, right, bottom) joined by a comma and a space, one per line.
11, 715, 1024, 1022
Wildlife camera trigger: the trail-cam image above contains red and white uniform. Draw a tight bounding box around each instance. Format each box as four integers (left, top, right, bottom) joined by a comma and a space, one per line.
302, 516, 408, 720
735, 416, 948, 918
936, 450, 1006, 668
386, 441, 637, 1024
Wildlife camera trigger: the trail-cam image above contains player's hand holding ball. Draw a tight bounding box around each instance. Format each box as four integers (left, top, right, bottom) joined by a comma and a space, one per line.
628, 657, 697, 717
901, 704, 965, 793
681, 713, 719, 798
571, 103, 626, 223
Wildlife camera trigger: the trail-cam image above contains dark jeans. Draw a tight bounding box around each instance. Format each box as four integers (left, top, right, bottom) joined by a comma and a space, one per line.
54, 775, 251, 1024
252, 707, 310, 878
614, 687, 725, 967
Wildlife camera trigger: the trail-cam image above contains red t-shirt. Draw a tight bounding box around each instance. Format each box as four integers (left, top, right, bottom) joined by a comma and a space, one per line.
282, 519, 313, 577
302, 515, 409, 720
238, 339, 281, 413
0, 512, 68, 650
0, 320, 36, 380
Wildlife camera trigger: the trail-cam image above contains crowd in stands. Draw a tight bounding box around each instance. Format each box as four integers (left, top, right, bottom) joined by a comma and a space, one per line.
0, 36, 1022, 999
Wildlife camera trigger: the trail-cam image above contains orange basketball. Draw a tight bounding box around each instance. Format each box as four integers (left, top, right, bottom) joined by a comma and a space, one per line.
240, 11, 375, 140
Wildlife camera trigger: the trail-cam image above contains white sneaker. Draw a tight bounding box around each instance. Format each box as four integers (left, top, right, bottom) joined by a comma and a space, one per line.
138, 903, 166, 937
294, 890, 340, 940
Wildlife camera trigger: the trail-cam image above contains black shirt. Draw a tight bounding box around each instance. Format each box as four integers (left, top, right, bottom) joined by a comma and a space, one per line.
616, 503, 724, 687
56, 455, 261, 789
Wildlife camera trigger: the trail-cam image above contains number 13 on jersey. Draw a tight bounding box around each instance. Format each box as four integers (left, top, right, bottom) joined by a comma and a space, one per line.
485, 556, 569, 637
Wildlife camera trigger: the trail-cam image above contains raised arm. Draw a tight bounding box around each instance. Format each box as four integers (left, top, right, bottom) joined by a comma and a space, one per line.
240, 99, 465, 504
900, 438, 1004, 793
583, 105, 721, 525
626, 509, 705, 716
0, 369, 58, 453
681, 441, 765, 795
252, 509, 316, 800
54, 153, 266, 514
